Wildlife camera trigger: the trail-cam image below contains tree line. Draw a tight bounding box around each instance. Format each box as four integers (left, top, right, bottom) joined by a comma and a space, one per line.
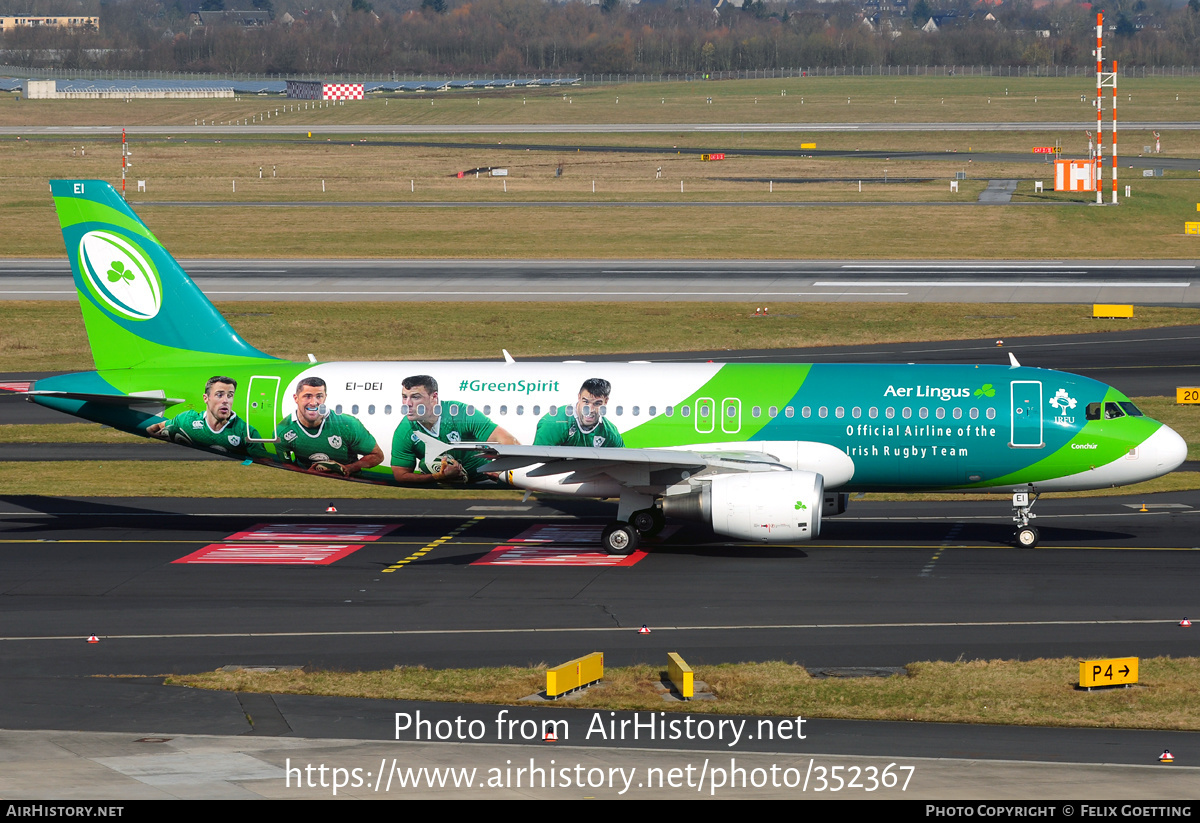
1, 0, 1198, 76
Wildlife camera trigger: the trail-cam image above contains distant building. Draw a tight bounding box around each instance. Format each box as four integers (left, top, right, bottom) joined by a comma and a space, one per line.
0, 15, 98, 31
188, 9, 270, 27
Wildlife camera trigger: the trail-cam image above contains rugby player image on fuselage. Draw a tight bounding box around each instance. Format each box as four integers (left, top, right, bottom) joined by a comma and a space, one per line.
275, 376, 384, 477
390, 374, 519, 485
147, 375, 267, 459
534, 378, 625, 449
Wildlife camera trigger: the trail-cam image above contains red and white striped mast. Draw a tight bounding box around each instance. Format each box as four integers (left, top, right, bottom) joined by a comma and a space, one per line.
1095, 12, 1103, 204
121, 128, 127, 200
1111, 58, 1118, 204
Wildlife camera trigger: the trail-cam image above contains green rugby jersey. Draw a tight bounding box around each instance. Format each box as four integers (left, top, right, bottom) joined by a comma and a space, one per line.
390, 401, 498, 479
163, 409, 266, 458
533, 410, 624, 448
276, 411, 378, 473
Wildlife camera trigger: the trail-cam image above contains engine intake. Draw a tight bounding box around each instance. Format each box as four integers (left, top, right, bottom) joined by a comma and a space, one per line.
662, 470, 825, 543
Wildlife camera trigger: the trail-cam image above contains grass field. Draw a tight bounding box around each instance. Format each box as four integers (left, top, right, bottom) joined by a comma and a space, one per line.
170, 656, 1200, 731
3, 76, 1198, 259
5, 301, 1200, 372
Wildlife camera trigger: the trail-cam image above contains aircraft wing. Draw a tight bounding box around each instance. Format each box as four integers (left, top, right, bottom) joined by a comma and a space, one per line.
477, 444, 789, 488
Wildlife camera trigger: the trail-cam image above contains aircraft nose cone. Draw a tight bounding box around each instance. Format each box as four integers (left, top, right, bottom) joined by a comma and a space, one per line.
1149, 424, 1188, 473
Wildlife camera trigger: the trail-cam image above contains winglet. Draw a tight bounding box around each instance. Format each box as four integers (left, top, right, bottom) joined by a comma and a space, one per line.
502, 349, 516, 364
1008, 352, 1021, 368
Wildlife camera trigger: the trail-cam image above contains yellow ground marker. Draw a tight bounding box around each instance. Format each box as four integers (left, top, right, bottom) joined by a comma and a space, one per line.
382, 516, 484, 572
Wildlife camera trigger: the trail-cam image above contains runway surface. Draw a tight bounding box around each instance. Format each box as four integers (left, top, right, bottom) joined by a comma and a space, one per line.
5, 288, 1200, 796
4, 258, 1199, 304
3, 493, 1200, 798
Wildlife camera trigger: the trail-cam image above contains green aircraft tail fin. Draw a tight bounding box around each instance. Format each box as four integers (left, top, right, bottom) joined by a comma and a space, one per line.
50, 179, 280, 371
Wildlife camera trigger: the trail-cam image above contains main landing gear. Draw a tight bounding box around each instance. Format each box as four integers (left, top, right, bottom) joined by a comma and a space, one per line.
602, 496, 665, 555
1012, 488, 1041, 548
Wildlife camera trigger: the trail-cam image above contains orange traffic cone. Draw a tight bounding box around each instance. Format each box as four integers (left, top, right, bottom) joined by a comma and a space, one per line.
638, 624, 651, 634
1181, 618, 1192, 627
326, 504, 337, 513
1160, 749, 1175, 763
87, 635, 99, 644
544, 730, 557, 742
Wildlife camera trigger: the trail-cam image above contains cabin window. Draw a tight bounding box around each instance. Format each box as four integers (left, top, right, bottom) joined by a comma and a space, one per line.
869, 407, 878, 419
801, 406, 811, 419
752, 406, 761, 418
852, 407, 861, 419
665, 406, 674, 417
447, 404, 458, 416
698, 405, 709, 419
986, 408, 997, 420
632, 406, 640, 417
467, 405, 475, 416
725, 404, 736, 418
768, 406, 778, 418
1104, 402, 1125, 420
953, 407, 962, 420
935, 407, 946, 420
649, 406, 656, 416
969, 408, 979, 420
367, 405, 375, 415
533, 405, 541, 416
499, 405, 508, 415
483, 405, 491, 415
566, 405, 575, 417
335, 404, 343, 414
384, 405, 392, 415
516, 405, 524, 415
834, 407, 845, 419
1118, 401, 1144, 417
918, 407, 929, 420
548, 405, 557, 416
681, 405, 691, 418
818, 406, 828, 419
600, 405, 608, 417
785, 406, 795, 418
885, 407, 895, 419
901, 407, 912, 419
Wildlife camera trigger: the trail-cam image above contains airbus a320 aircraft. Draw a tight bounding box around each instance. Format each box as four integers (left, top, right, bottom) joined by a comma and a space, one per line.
8, 180, 1187, 554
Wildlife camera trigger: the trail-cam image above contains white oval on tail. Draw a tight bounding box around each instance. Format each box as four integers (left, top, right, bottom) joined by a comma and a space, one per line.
78, 231, 162, 320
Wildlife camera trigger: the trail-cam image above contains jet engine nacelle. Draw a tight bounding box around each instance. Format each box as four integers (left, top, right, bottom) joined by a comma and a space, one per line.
663, 470, 824, 543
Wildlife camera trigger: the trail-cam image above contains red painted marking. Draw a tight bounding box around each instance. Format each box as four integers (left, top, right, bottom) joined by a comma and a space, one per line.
174, 543, 365, 565
225, 523, 399, 541
472, 523, 671, 566
505, 524, 607, 544
473, 545, 647, 567
0, 382, 32, 393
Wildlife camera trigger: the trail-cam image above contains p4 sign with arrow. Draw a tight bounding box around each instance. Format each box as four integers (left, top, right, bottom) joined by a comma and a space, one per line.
1079, 657, 1138, 689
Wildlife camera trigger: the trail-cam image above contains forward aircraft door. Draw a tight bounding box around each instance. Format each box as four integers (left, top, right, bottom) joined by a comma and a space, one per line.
1010, 381, 1044, 448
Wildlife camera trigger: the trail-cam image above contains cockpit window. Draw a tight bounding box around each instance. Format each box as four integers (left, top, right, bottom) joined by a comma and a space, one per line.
1118, 401, 1144, 417
1086, 402, 1102, 421
1104, 402, 1125, 420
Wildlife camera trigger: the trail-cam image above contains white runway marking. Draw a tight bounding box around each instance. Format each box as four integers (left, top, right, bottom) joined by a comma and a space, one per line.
814, 280, 1190, 288
0, 617, 1184, 643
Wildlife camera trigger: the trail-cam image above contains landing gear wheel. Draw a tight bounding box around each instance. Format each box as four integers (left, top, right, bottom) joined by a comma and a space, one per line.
630, 507, 665, 537
602, 522, 640, 556
1016, 526, 1040, 548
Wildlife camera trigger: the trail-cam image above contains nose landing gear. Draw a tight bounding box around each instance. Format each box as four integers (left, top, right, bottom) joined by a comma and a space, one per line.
1012, 488, 1041, 548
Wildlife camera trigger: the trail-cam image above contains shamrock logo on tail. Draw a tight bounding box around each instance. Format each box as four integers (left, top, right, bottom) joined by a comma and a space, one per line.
794, 501, 807, 510
106, 260, 134, 283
